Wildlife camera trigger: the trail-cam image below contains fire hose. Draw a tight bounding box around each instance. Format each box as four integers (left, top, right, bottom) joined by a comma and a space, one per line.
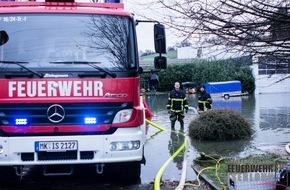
146, 119, 226, 190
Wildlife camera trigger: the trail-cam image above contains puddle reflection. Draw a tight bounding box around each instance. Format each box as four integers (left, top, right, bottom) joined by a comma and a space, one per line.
168, 129, 185, 170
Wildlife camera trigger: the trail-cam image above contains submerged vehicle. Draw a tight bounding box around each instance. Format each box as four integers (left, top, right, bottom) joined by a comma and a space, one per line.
181, 82, 197, 94
205, 80, 246, 99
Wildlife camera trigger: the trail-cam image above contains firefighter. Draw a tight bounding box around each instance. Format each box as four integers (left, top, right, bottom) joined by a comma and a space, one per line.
197, 84, 212, 114
167, 82, 189, 130
149, 70, 159, 92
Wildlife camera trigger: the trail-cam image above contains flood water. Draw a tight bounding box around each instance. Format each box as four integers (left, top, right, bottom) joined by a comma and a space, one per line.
2, 93, 289, 189
141, 92, 290, 183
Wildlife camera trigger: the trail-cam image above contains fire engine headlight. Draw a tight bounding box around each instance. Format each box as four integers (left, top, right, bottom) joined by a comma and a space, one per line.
0, 145, 3, 154
112, 109, 132, 124
109, 141, 140, 151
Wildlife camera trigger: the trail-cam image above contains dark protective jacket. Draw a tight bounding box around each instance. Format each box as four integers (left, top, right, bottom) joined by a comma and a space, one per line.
167, 89, 189, 113
198, 90, 212, 112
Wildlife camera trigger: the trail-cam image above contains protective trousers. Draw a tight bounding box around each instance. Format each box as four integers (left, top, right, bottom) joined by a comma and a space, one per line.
169, 112, 184, 130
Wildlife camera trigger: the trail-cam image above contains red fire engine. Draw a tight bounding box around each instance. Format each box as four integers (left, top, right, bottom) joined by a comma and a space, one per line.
0, 0, 166, 185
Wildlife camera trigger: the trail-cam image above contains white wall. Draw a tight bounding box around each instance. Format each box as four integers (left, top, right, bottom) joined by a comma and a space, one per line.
252, 64, 290, 94
177, 45, 242, 60
177, 47, 197, 59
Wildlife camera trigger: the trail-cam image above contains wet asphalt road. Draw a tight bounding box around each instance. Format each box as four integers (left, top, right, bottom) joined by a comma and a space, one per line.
0, 172, 208, 190
0, 168, 203, 190
0, 167, 153, 190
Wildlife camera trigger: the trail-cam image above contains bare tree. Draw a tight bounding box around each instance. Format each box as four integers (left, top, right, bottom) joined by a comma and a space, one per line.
81, 15, 130, 70
133, 0, 290, 64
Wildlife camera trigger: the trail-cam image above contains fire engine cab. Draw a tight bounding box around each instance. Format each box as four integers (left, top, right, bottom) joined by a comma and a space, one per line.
0, 0, 166, 185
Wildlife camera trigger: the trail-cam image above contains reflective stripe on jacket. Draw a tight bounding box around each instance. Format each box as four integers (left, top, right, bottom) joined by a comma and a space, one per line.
198, 99, 212, 113
167, 90, 188, 113
197, 90, 212, 113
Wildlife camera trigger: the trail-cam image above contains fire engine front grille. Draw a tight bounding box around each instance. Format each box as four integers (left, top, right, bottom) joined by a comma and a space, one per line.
80, 151, 94, 160
21, 151, 95, 161
0, 102, 133, 126
21, 153, 34, 161
38, 151, 77, 161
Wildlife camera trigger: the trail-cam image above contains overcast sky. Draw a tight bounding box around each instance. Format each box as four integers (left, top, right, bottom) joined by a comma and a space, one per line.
123, 0, 181, 52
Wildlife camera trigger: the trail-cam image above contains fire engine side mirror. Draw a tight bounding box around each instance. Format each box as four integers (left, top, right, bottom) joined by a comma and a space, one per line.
0, 31, 9, 46
154, 24, 166, 54
154, 56, 167, 69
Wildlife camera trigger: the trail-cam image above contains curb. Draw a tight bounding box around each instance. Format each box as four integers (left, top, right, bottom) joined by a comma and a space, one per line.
192, 165, 222, 190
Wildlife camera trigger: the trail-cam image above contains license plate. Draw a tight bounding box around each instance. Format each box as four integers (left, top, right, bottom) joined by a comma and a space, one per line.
35, 141, 78, 152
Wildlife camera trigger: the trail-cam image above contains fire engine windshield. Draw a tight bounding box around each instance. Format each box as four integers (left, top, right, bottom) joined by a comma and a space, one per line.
0, 14, 137, 73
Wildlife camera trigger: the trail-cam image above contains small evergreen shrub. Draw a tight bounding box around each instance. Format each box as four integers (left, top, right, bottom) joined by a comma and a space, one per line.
189, 109, 253, 141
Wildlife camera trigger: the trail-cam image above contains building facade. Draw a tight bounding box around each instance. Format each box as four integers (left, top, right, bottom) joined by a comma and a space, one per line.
252, 56, 290, 94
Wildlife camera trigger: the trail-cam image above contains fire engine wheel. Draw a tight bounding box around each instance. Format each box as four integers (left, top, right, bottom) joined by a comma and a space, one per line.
224, 94, 230, 99
276, 181, 287, 190
0, 166, 18, 186
106, 161, 141, 184
117, 161, 141, 184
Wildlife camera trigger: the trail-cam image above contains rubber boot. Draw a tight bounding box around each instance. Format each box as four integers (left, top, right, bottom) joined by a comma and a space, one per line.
180, 120, 184, 130
171, 121, 176, 130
